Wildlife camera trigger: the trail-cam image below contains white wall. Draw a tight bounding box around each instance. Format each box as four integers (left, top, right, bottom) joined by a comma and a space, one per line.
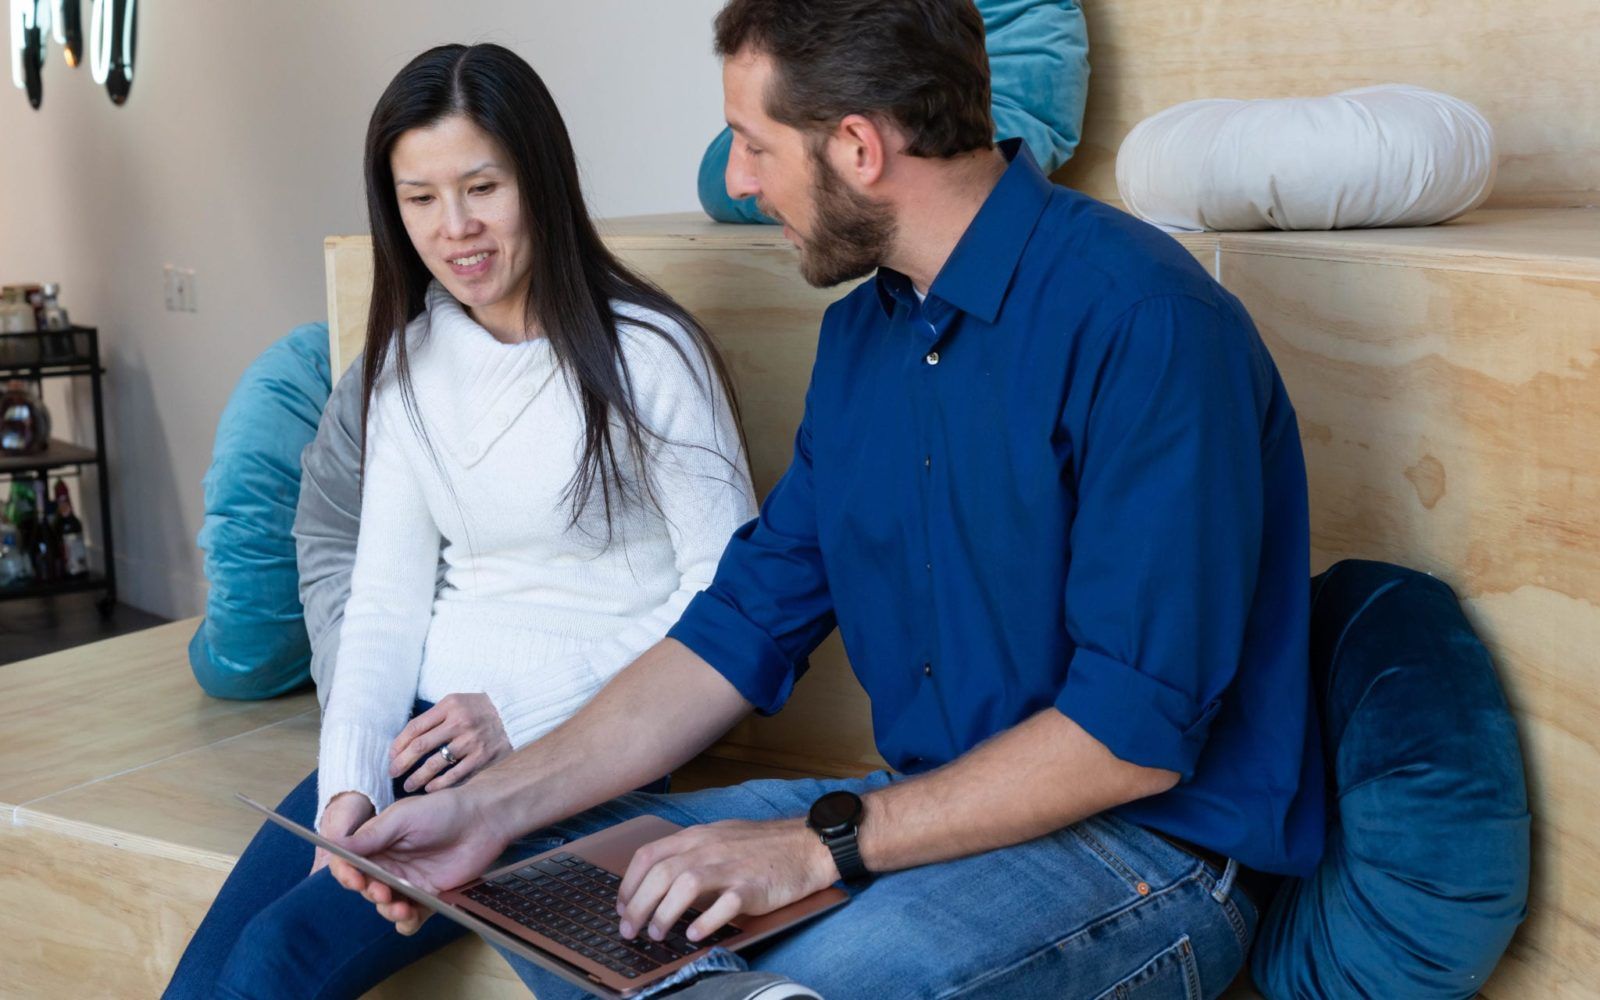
0, 0, 730, 618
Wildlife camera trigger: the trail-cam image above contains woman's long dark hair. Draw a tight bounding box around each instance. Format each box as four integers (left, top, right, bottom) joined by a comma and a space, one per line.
361, 43, 743, 535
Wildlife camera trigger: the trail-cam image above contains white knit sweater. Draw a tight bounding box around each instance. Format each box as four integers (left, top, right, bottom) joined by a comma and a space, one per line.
316, 282, 755, 826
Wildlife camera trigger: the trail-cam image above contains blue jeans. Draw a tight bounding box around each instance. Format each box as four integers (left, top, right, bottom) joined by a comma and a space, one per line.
162, 701, 470, 1000
498, 772, 1258, 1000
163, 699, 672, 1000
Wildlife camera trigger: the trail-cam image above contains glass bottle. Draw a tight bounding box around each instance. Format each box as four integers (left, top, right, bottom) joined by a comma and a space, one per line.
35, 491, 59, 583
1, 288, 37, 333
0, 380, 52, 453
54, 479, 88, 578
40, 284, 74, 359
40, 284, 69, 331
5, 478, 39, 582
0, 524, 31, 589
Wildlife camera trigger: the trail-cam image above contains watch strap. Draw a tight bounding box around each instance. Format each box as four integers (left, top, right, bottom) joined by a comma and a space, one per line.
823, 828, 870, 882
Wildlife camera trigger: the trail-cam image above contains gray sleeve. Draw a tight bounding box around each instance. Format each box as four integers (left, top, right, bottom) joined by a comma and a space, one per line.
294, 360, 367, 707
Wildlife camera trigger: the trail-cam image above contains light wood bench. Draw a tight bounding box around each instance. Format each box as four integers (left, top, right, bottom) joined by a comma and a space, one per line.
6, 206, 1594, 997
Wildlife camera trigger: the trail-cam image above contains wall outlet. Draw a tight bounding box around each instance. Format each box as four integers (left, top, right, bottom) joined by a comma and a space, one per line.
163, 264, 198, 312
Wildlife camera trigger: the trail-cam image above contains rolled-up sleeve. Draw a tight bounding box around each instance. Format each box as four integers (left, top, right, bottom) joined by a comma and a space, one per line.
1056, 294, 1266, 780
668, 386, 836, 715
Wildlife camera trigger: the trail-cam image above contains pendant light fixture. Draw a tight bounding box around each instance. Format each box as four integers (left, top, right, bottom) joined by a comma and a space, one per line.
9, 0, 45, 108
10, 0, 125, 109
88, 0, 133, 105
52, 0, 79, 68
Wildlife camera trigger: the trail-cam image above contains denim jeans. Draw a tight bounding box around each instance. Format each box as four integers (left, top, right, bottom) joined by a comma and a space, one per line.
161, 701, 472, 1000
497, 772, 1258, 1000
163, 699, 672, 1000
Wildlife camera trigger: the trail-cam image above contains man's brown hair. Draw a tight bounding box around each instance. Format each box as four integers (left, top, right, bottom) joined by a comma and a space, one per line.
714, 0, 994, 159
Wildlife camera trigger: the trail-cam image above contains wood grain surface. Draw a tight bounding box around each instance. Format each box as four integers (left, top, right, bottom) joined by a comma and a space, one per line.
1056, 0, 1600, 210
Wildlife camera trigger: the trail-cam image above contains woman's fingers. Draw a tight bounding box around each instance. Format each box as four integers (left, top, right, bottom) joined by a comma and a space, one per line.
423, 748, 479, 792
391, 703, 447, 759
402, 737, 464, 793
389, 710, 451, 778
329, 858, 368, 893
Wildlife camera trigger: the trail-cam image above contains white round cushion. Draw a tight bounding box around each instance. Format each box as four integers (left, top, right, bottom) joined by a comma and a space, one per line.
1115, 85, 1497, 231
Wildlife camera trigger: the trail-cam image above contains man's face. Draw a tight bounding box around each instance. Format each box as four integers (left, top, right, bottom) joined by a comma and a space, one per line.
722, 51, 895, 288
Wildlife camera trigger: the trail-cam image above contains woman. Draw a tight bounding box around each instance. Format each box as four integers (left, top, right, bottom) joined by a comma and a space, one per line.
164, 43, 753, 998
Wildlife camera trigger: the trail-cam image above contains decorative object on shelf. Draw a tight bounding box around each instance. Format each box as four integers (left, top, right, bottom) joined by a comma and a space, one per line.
0, 286, 37, 334
1115, 84, 1496, 232
38, 283, 75, 359
40, 283, 68, 330
1, 476, 36, 585
0, 517, 29, 588
0, 378, 51, 453
53, 478, 86, 577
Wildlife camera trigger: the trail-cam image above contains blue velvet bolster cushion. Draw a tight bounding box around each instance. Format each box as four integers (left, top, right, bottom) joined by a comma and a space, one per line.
1253, 560, 1530, 999
189, 323, 331, 699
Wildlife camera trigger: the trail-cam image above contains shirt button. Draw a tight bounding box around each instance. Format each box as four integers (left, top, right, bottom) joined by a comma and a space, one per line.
923, 662, 933, 677
925, 562, 932, 572
925, 351, 940, 366
923, 455, 931, 469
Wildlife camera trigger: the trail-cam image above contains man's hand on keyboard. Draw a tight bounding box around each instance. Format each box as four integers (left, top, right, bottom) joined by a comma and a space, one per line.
328, 786, 513, 934
616, 818, 836, 944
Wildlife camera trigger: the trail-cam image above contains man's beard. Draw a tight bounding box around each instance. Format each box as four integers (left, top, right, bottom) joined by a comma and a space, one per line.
766, 149, 897, 289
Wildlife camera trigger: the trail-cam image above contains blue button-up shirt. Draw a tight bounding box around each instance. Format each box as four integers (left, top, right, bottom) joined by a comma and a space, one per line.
669, 141, 1325, 875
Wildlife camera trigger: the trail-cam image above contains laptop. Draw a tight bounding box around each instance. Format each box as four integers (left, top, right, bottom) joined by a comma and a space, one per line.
238, 794, 849, 999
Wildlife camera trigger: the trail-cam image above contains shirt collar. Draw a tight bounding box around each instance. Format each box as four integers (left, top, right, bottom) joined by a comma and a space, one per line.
874, 139, 1054, 323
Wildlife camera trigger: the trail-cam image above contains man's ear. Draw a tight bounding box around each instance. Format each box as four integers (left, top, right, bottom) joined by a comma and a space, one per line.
832, 113, 895, 187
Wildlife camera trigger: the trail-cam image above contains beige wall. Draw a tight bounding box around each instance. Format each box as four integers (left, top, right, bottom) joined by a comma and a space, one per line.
0, 1, 729, 617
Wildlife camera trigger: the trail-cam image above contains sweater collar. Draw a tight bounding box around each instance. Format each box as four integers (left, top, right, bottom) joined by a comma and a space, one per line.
411, 281, 560, 469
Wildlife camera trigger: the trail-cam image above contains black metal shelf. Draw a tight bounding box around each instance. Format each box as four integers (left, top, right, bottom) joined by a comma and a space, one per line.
0, 570, 108, 604
0, 439, 99, 475
0, 326, 99, 378
1, 324, 116, 614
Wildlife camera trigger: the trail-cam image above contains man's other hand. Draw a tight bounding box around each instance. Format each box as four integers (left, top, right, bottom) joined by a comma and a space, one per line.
616, 819, 836, 943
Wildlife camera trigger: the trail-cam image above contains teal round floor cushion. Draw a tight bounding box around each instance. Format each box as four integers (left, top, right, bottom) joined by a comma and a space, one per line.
189, 323, 331, 699
1253, 560, 1530, 999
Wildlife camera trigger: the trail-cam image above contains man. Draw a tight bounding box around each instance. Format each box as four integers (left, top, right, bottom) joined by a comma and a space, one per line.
333, 1, 1326, 996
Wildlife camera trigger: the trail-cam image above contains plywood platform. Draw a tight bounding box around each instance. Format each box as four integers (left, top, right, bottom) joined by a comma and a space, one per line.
0, 624, 823, 998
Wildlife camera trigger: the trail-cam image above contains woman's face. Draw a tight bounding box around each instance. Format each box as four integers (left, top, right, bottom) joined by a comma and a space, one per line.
391, 114, 535, 340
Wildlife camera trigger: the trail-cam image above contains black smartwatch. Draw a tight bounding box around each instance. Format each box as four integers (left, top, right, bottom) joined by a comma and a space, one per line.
807, 790, 871, 883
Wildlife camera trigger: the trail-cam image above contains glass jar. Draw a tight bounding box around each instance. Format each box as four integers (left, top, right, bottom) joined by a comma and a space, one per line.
0, 380, 51, 454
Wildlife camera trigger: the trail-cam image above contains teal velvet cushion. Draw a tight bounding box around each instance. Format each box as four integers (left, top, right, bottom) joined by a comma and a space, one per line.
189, 323, 331, 699
698, 0, 1090, 223
1253, 560, 1530, 999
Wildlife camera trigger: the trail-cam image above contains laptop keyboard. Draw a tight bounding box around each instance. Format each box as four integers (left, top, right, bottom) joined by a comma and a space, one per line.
464, 852, 742, 981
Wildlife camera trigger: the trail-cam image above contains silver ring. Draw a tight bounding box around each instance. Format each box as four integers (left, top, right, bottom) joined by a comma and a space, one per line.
438, 744, 459, 767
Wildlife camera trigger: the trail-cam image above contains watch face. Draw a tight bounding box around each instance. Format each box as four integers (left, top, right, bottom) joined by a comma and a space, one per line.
809, 791, 862, 836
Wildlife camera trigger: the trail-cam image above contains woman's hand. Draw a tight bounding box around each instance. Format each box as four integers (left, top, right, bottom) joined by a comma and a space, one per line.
313, 791, 376, 876
388, 693, 512, 794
